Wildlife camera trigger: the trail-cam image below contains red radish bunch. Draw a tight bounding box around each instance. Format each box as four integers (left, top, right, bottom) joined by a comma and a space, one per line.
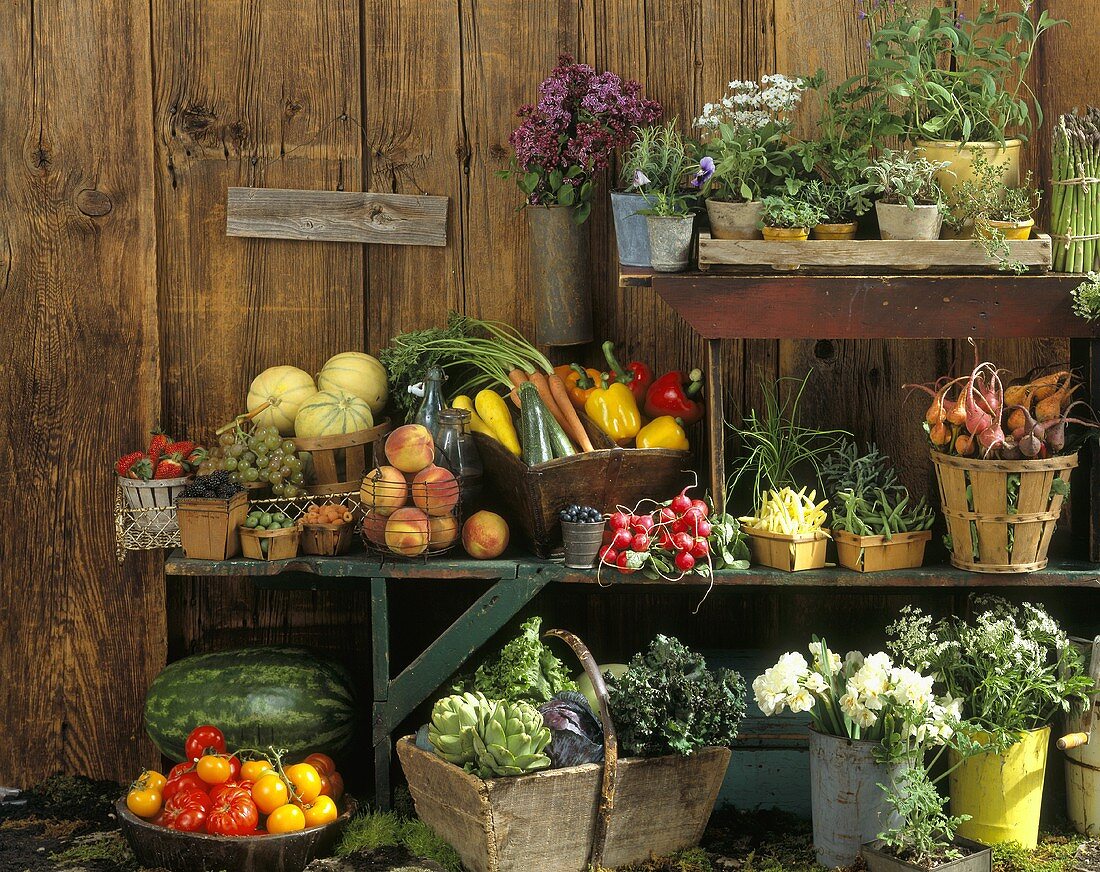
597, 485, 714, 580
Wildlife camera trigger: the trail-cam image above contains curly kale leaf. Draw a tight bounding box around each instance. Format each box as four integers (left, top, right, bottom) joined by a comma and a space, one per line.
472, 617, 576, 704
608, 635, 746, 757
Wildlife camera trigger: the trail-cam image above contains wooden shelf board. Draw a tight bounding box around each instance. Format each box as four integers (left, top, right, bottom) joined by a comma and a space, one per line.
164, 550, 1099, 588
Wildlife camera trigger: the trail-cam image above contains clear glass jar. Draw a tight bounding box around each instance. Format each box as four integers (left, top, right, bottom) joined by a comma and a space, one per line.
413, 365, 447, 439
435, 407, 483, 509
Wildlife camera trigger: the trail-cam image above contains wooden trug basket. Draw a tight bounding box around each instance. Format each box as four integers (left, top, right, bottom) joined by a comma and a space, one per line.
239, 524, 301, 560
745, 528, 829, 572
833, 529, 932, 573
397, 629, 730, 872
300, 521, 355, 556
176, 492, 249, 560
931, 450, 1076, 573
293, 419, 390, 496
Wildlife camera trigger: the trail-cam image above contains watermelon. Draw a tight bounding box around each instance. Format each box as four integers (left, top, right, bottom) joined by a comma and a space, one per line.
144, 646, 356, 762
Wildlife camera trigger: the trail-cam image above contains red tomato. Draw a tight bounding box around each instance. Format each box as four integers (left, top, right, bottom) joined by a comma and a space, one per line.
185, 725, 227, 761
227, 755, 241, 781
209, 780, 253, 804
205, 786, 260, 836
157, 789, 211, 832
303, 753, 336, 777
319, 771, 344, 802
162, 771, 206, 802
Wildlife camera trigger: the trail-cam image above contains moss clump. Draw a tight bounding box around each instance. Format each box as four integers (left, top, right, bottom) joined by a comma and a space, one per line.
992, 828, 1087, 872
599, 847, 714, 872
49, 830, 136, 868
337, 811, 462, 872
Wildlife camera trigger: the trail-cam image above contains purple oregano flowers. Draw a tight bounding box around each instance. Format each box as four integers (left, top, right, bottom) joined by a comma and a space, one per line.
502, 54, 661, 224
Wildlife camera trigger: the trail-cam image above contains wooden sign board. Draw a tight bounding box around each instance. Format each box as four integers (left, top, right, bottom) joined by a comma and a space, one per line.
226, 187, 447, 246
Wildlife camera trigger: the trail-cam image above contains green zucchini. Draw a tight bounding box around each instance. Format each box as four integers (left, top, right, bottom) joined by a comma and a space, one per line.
519, 382, 553, 466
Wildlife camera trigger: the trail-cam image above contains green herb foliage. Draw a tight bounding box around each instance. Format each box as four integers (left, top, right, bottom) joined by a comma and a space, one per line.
759, 194, 827, 230
469, 616, 576, 704
621, 121, 695, 192
379, 314, 473, 420
1071, 272, 1100, 322
855, 149, 949, 209
799, 178, 868, 224
608, 635, 746, 757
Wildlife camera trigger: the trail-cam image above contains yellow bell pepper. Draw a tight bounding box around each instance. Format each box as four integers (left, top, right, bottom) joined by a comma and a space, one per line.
636, 416, 689, 451
584, 376, 641, 447
452, 395, 499, 442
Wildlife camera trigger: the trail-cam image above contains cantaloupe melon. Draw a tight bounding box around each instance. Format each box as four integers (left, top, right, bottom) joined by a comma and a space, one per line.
294, 390, 375, 438
317, 352, 388, 417
246, 366, 318, 435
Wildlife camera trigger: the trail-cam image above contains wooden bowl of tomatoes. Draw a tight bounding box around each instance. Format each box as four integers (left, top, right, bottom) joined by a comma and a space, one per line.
117, 793, 356, 872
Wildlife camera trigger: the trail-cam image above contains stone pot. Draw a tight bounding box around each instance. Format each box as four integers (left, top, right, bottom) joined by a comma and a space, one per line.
875, 201, 943, 240
610, 191, 651, 267
646, 214, 695, 272
526, 205, 591, 346
705, 198, 763, 239
813, 221, 858, 240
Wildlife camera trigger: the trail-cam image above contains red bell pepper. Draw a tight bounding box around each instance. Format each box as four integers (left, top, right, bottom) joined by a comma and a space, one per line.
602, 341, 653, 403
644, 369, 705, 425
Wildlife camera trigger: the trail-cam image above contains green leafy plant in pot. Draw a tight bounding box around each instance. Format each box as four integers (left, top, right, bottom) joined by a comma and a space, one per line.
855, 149, 950, 241
759, 193, 828, 242
637, 133, 711, 273
949, 151, 1041, 272
614, 121, 689, 267
801, 179, 871, 240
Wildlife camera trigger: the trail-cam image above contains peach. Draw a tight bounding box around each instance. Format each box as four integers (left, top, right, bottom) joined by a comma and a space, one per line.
361, 510, 388, 546
385, 507, 430, 557
384, 424, 435, 474
428, 514, 459, 549
360, 466, 408, 516
462, 510, 510, 560
412, 464, 460, 516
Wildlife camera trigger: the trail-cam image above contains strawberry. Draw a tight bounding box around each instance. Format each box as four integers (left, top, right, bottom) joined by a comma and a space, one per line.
148, 431, 170, 465
184, 446, 207, 471
116, 451, 146, 477
154, 458, 186, 480
129, 458, 154, 481
164, 440, 195, 458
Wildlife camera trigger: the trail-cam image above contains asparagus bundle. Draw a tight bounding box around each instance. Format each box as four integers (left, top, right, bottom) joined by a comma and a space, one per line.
1052, 108, 1100, 273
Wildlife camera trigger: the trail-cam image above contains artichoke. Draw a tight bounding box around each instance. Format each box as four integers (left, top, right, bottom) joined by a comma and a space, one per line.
427, 691, 489, 767
471, 699, 552, 778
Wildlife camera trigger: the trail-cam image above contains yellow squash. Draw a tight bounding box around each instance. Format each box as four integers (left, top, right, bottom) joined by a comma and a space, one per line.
474, 389, 521, 457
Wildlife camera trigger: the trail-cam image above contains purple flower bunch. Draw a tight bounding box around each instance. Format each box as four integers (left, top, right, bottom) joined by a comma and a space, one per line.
504, 55, 661, 221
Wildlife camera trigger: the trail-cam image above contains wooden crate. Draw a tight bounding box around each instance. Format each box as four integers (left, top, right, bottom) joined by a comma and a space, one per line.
474, 419, 691, 558
239, 524, 301, 560
696, 231, 1053, 273
833, 529, 932, 573
292, 419, 390, 496
931, 451, 1076, 573
745, 528, 829, 572
176, 493, 249, 560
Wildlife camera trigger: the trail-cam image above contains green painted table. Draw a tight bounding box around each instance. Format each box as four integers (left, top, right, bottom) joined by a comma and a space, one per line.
164, 549, 1100, 807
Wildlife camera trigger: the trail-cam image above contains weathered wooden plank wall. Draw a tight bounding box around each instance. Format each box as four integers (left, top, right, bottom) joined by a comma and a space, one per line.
0, 0, 1096, 787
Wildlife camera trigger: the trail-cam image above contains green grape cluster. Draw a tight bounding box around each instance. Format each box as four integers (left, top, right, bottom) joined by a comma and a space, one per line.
198, 424, 310, 498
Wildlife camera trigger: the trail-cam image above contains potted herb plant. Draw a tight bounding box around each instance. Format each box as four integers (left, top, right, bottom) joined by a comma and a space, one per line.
821, 440, 935, 572
801, 179, 868, 240
614, 121, 689, 268
695, 75, 805, 239
950, 152, 1041, 270
759, 193, 827, 242
754, 640, 958, 867
856, 1, 1065, 195
639, 142, 711, 272
889, 599, 1095, 849
500, 55, 660, 344
857, 150, 950, 240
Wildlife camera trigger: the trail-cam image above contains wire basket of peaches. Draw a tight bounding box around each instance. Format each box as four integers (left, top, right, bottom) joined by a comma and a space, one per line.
359, 424, 462, 559
298, 502, 357, 556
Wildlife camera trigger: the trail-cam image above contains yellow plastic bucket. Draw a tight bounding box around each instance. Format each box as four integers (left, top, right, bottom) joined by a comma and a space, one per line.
949, 726, 1050, 849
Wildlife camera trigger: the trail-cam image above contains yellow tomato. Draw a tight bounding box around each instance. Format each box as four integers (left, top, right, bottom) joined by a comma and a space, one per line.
251, 773, 290, 815
196, 755, 232, 785
284, 763, 322, 803
266, 803, 306, 834
303, 795, 338, 828
126, 788, 162, 819
138, 770, 166, 792
241, 760, 274, 782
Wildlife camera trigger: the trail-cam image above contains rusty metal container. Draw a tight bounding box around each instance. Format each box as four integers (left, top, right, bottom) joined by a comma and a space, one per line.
1063, 636, 1100, 835
527, 205, 591, 346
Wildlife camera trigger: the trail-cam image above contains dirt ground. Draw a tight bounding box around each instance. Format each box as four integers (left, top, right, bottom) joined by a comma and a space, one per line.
1, 775, 1096, 872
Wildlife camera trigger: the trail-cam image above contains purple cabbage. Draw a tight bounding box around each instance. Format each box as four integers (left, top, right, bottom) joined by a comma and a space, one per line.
538, 690, 605, 768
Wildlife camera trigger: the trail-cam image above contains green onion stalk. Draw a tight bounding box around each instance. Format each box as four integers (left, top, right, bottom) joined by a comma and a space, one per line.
1052, 108, 1100, 273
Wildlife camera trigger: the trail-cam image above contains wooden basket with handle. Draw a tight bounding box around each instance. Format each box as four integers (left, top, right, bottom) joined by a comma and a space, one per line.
292, 419, 390, 496
930, 450, 1076, 573
397, 629, 730, 872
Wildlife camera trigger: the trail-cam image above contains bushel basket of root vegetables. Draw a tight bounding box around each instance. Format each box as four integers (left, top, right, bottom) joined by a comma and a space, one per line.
907, 343, 1096, 573
382, 320, 693, 557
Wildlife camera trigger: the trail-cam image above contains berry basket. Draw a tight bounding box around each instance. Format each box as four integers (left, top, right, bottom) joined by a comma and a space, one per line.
118, 475, 191, 534
359, 466, 462, 559
240, 524, 301, 560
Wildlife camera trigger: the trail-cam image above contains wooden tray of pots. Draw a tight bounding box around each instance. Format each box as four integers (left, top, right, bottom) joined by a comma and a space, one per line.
239, 524, 301, 560
745, 528, 830, 572
696, 230, 1052, 273
833, 529, 933, 573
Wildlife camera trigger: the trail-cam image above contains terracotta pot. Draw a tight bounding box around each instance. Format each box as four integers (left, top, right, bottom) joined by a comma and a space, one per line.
916, 138, 1022, 198
761, 225, 809, 241
977, 217, 1034, 241
705, 198, 763, 239
812, 221, 858, 240
646, 214, 695, 272
875, 202, 943, 240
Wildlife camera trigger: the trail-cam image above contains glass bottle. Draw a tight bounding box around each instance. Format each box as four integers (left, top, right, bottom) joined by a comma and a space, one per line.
413, 366, 447, 439
435, 407, 483, 509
